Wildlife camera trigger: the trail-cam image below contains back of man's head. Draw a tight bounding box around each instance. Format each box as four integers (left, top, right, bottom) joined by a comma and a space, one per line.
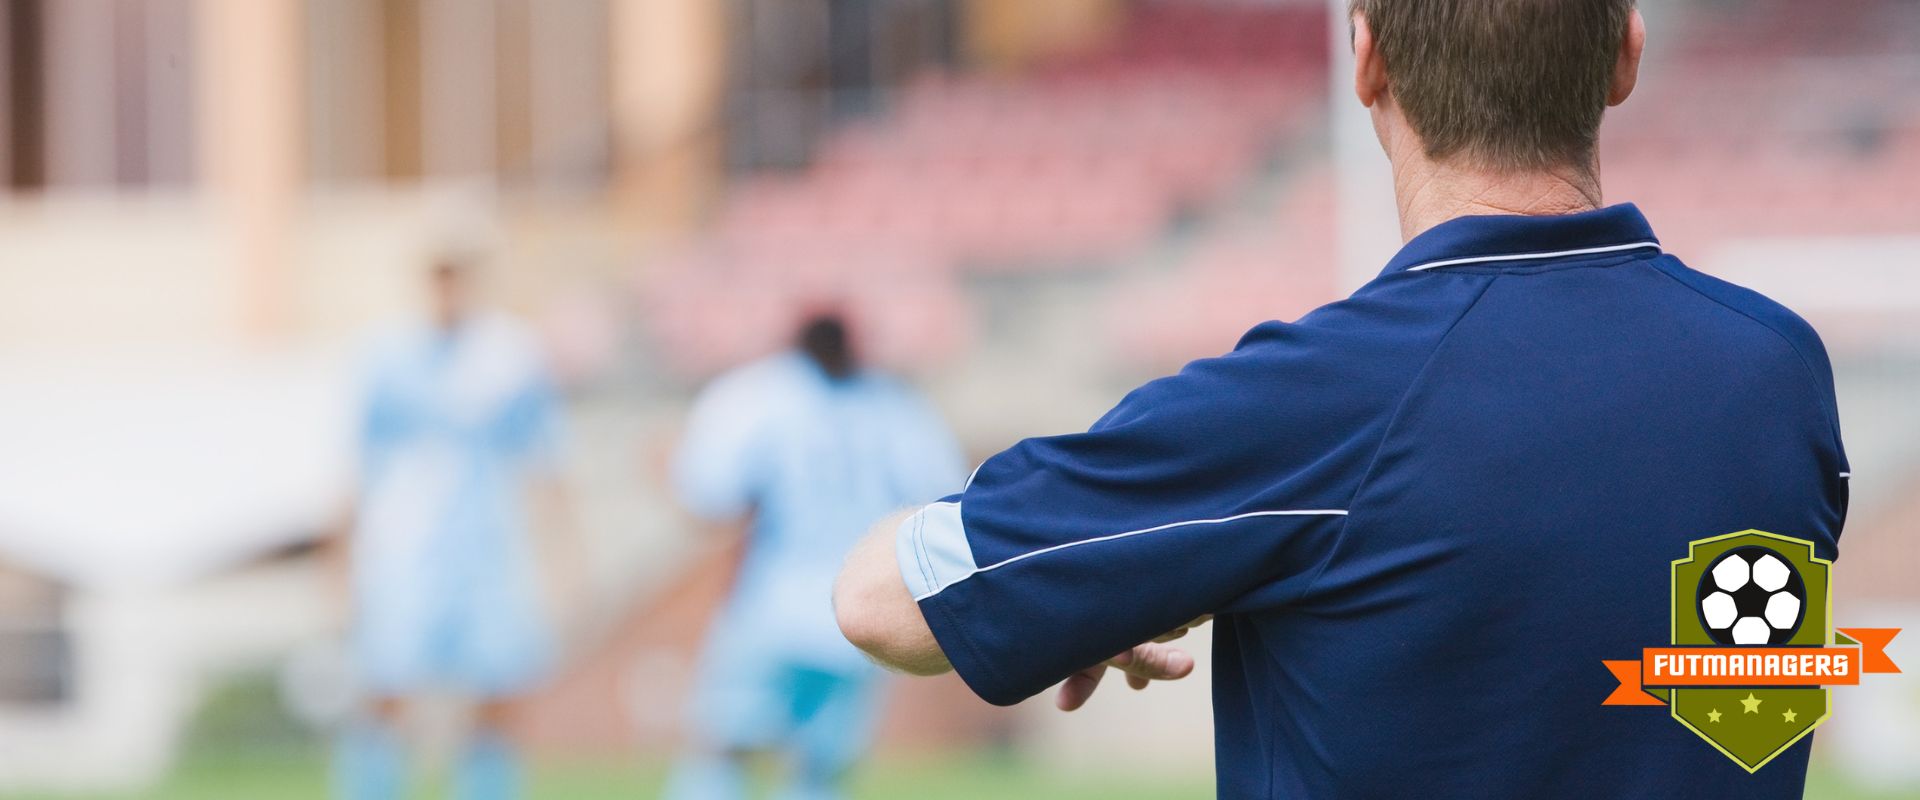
427, 250, 483, 330
797, 313, 857, 381
1352, 0, 1635, 171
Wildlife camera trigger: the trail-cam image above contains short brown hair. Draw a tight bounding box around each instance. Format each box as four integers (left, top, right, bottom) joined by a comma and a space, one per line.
1352, 0, 1633, 170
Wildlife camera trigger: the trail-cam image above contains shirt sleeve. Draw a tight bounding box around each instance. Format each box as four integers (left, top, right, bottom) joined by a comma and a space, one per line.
895, 325, 1361, 706
672, 368, 773, 521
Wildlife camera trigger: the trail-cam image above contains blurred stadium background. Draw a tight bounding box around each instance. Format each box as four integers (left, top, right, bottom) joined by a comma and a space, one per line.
0, 0, 1917, 797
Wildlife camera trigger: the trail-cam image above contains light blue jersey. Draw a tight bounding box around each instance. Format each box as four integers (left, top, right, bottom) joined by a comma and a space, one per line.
667, 352, 961, 800
351, 314, 559, 696
675, 352, 965, 671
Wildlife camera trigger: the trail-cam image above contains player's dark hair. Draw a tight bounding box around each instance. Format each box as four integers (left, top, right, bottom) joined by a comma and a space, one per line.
798, 313, 856, 380
1350, 0, 1634, 171
429, 249, 481, 281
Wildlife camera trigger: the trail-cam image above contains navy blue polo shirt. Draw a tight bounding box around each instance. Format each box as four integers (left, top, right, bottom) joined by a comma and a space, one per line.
896, 204, 1849, 798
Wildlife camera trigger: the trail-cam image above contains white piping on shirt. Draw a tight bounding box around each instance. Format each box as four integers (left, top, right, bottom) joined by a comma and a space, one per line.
912, 508, 1349, 602
1404, 241, 1664, 273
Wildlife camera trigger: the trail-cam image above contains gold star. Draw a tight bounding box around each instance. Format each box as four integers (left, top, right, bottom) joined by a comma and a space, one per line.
1741, 693, 1763, 714
1782, 709, 1798, 723
1707, 709, 1723, 723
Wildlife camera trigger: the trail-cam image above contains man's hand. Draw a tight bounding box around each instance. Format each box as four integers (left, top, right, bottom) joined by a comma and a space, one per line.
1054, 616, 1210, 711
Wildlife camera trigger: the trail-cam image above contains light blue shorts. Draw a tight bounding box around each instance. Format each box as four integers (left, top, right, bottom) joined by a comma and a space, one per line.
687, 622, 882, 770
354, 581, 551, 698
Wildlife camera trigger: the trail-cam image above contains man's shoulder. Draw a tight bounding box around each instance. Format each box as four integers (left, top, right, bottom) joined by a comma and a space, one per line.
1643, 256, 1833, 373
1095, 275, 1492, 439
1213, 271, 1496, 381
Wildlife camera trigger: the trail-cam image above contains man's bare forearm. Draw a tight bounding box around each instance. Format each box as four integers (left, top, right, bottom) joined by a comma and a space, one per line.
833, 510, 953, 676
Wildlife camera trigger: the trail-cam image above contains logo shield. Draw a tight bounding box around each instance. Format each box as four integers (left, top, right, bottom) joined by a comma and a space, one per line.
1604, 529, 1899, 772
1667, 531, 1831, 772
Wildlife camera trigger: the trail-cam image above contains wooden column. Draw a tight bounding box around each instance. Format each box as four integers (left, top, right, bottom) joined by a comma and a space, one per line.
194, 0, 302, 338
608, 0, 729, 231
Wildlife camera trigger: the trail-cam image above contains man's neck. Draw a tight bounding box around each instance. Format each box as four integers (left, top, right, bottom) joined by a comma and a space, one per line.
1390, 149, 1605, 242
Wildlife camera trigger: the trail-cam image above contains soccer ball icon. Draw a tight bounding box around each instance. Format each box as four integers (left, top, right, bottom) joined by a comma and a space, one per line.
1695, 546, 1807, 645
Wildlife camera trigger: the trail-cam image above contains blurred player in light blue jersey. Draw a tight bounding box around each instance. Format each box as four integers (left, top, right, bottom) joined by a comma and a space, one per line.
665, 314, 964, 800
335, 254, 567, 800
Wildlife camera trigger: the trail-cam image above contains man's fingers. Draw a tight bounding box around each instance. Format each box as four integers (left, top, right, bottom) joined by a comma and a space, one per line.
1054, 639, 1200, 711
1055, 664, 1107, 712
1115, 642, 1195, 682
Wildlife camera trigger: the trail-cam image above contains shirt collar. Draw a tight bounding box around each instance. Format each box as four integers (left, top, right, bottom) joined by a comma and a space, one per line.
1381, 203, 1661, 277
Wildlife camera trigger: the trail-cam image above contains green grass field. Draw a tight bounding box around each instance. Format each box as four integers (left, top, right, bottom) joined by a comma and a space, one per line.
5, 673, 1218, 800
12, 752, 1918, 800
11, 674, 1913, 799
7, 753, 1211, 800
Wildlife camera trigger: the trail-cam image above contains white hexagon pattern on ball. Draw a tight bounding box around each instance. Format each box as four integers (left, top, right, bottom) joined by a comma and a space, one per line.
1752, 553, 1791, 592
1712, 554, 1750, 592
1731, 616, 1773, 645
1765, 592, 1801, 630
1702, 591, 1739, 630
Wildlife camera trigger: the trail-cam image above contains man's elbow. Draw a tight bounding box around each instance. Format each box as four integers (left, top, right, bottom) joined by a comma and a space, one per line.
831, 570, 914, 673
832, 535, 950, 676
832, 571, 891, 662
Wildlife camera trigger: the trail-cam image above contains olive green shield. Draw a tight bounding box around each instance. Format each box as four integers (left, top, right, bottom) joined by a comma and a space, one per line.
1668, 530, 1832, 772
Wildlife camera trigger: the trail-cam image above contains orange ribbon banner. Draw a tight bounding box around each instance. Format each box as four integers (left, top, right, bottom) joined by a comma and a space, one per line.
1604, 628, 1901, 706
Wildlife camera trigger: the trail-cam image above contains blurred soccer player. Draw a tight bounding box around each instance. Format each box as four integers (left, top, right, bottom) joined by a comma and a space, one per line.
837, 2, 1850, 798
666, 314, 964, 800
334, 254, 567, 800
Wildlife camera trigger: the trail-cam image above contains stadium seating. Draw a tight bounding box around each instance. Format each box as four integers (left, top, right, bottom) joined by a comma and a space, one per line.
1106, 0, 1920, 371
642, 2, 1330, 376
1604, 0, 1920, 252
1105, 167, 1338, 370
645, 0, 1920, 377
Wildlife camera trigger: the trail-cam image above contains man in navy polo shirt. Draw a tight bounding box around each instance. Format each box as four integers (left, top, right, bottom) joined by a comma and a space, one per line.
834, 1, 1849, 797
